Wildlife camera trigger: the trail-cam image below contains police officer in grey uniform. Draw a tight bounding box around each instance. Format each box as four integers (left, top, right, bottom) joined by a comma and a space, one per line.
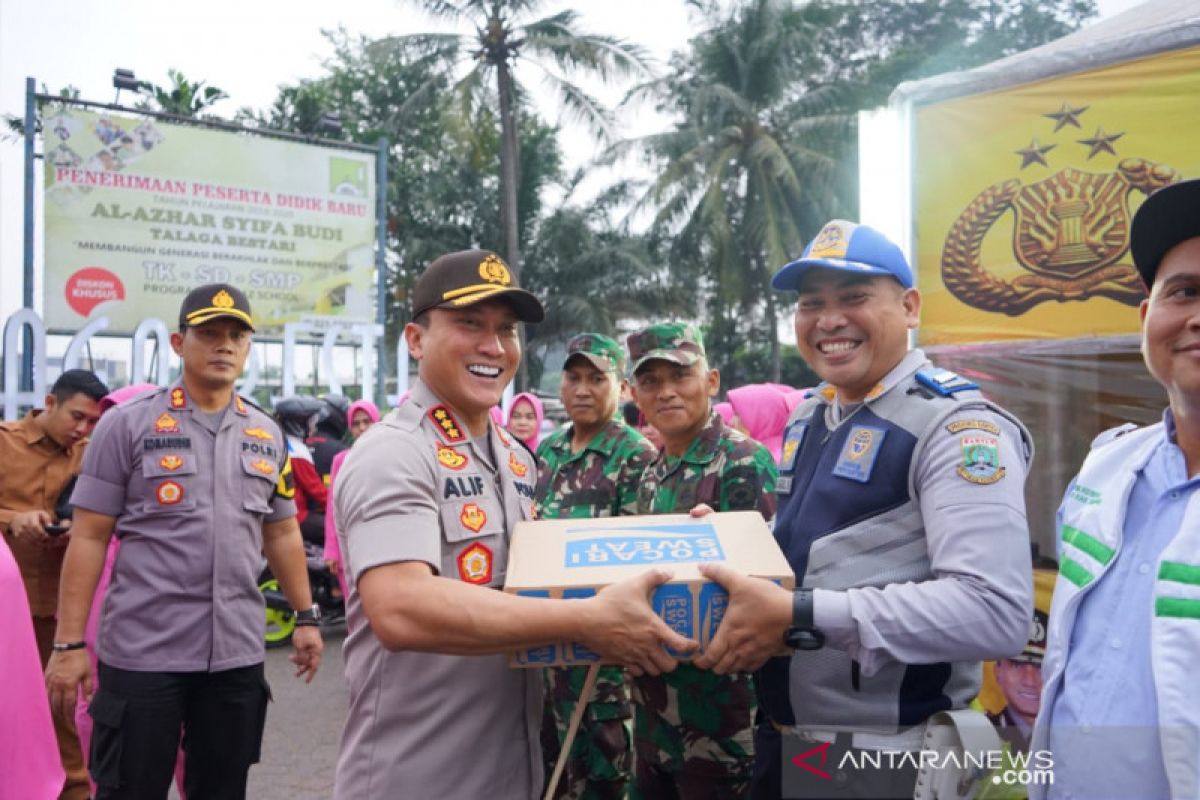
692, 221, 1034, 799
332, 250, 696, 800
46, 284, 322, 800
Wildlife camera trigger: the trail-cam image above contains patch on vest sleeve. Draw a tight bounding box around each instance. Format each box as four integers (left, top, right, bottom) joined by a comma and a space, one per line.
945, 419, 1001, 435
957, 434, 1006, 485
832, 425, 886, 483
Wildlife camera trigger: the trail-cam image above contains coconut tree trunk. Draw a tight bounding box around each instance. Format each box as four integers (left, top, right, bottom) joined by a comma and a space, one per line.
496, 55, 530, 390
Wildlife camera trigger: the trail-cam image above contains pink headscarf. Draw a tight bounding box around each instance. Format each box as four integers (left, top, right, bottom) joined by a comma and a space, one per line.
99, 382, 158, 413
727, 384, 793, 462
345, 399, 381, 430
506, 393, 544, 450
713, 402, 735, 424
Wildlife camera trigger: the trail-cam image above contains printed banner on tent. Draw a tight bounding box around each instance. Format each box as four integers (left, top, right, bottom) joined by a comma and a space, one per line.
42, 106, 376, 337
914, 46, 1200, 345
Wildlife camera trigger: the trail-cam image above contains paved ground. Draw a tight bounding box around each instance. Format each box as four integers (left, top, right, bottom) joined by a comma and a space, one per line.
169, 621, 349, 800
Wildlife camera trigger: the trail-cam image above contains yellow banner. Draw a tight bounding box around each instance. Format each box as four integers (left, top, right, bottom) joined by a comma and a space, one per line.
915, 45, 1200, 345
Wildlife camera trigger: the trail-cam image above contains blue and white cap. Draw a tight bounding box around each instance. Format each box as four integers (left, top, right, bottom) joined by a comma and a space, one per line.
772, 220, 913, 290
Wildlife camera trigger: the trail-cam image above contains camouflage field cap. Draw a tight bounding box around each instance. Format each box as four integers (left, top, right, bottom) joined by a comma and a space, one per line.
563, 332, 624, 374
411, 249, 545, 322
626, 322, 706, 374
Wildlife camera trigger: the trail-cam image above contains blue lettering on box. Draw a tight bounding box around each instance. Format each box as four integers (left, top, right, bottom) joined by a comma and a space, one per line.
699, 582, 729, 650
515, 590, 556, 665
563, 522, 724, 567
563, 588, 601, 662
652, 584, 694, 658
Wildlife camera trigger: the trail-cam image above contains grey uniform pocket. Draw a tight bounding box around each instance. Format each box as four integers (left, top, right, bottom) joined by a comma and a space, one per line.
239, 454, 278, 515
140, 454, 198, 514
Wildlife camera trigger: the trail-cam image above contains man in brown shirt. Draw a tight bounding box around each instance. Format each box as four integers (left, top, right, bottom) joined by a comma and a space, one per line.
0, 368, 107, 800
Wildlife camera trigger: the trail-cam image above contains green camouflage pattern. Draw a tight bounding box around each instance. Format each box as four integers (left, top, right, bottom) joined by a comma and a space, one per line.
536, 418, 657, 799
626, 322, 705, 374
565, 332, 626, 374
631, 411, 777, 798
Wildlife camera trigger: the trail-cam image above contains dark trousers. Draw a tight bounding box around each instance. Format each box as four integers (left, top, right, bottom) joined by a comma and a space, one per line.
750, 723, 917, 800
89, 661, 270, 800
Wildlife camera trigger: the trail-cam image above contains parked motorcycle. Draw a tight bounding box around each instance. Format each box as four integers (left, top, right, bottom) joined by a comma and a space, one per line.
259, 543, 345, 647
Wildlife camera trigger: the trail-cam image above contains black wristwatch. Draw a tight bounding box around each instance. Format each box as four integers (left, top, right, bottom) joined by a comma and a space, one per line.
294, 605, 322, 627
783, 589, 825, 650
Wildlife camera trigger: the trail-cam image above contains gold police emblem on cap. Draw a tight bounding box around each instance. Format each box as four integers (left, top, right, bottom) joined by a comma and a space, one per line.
810, 222, 851, 259
479, 254, 511, 286
212, 289, 235, 308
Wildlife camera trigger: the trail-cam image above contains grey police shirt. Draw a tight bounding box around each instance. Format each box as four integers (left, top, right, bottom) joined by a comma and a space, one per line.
72, 383, 294, 672
333, 380, 543, 800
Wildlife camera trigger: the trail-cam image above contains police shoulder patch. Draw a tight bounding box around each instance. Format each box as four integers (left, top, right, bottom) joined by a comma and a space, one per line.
956, 433, 1005, 485
945, 419, 1001, 435
275, 456, 296, 499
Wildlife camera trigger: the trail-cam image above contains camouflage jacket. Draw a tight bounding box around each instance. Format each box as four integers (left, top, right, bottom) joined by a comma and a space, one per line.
635, 411, 777, 518
535, 418, 656, 520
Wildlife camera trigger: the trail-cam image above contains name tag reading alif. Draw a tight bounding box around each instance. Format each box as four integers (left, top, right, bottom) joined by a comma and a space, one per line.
503, 512, 795, 667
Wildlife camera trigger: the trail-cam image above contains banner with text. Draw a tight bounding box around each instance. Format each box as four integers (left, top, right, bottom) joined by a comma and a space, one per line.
43, 106, 376, 337
914, 46, 1200, 345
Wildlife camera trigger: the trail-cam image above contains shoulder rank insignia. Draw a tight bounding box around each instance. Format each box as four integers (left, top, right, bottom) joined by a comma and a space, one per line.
957, 434, 1005, 484
154, 412, 179, 433
243, 427, 273, 441
915, 369, 979, 397
457, 542, 493, 585
235, 396, 247, 414
508, 451, 528, 478
460, 502, 487, 533
495, 424, 512, 448
437, 445, 468, 470
159, 455, 184, 471
832, 425, 886, 483
429, 405, 466, 443
170, 388, 186, 409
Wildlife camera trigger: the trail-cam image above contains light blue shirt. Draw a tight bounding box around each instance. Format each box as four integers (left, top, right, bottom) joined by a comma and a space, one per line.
1047, 413, 1199, 800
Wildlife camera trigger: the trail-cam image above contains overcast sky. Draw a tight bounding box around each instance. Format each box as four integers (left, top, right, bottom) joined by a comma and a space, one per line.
0, 0, 1144, 322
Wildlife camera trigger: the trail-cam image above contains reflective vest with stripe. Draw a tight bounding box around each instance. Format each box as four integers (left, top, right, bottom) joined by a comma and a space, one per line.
1030, 423, 1200, 800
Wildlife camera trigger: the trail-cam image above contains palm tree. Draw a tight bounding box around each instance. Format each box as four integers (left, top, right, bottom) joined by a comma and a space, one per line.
379, 1, 652, 287
137, 69, 229, 117
627, 0, 853, 382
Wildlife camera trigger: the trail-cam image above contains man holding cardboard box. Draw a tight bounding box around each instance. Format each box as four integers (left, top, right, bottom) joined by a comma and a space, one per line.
331, 251, 695, 800
693, 221, 1034, 799
625, 322, 778, 799
536, 332, 658, 800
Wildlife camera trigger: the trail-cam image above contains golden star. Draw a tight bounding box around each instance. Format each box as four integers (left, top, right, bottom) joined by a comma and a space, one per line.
1077, 126, 1124, 159
1043, 101, 1089, 132
1015, 138, 1056, 169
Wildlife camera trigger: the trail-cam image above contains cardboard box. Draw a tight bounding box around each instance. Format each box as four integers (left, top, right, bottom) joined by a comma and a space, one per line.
503, 511, 795, 667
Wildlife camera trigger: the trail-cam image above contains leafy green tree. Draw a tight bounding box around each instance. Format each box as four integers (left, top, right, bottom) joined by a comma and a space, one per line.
635, 0, 1096, 384
245, 30, 564, 375
378, 0, 652, 288
136, 69, 229, 117
522, 178, 692, 387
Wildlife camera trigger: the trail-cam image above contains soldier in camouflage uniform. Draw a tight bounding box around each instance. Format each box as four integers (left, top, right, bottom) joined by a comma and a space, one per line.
537, 333, 658, 800
625, 322, 778, 800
